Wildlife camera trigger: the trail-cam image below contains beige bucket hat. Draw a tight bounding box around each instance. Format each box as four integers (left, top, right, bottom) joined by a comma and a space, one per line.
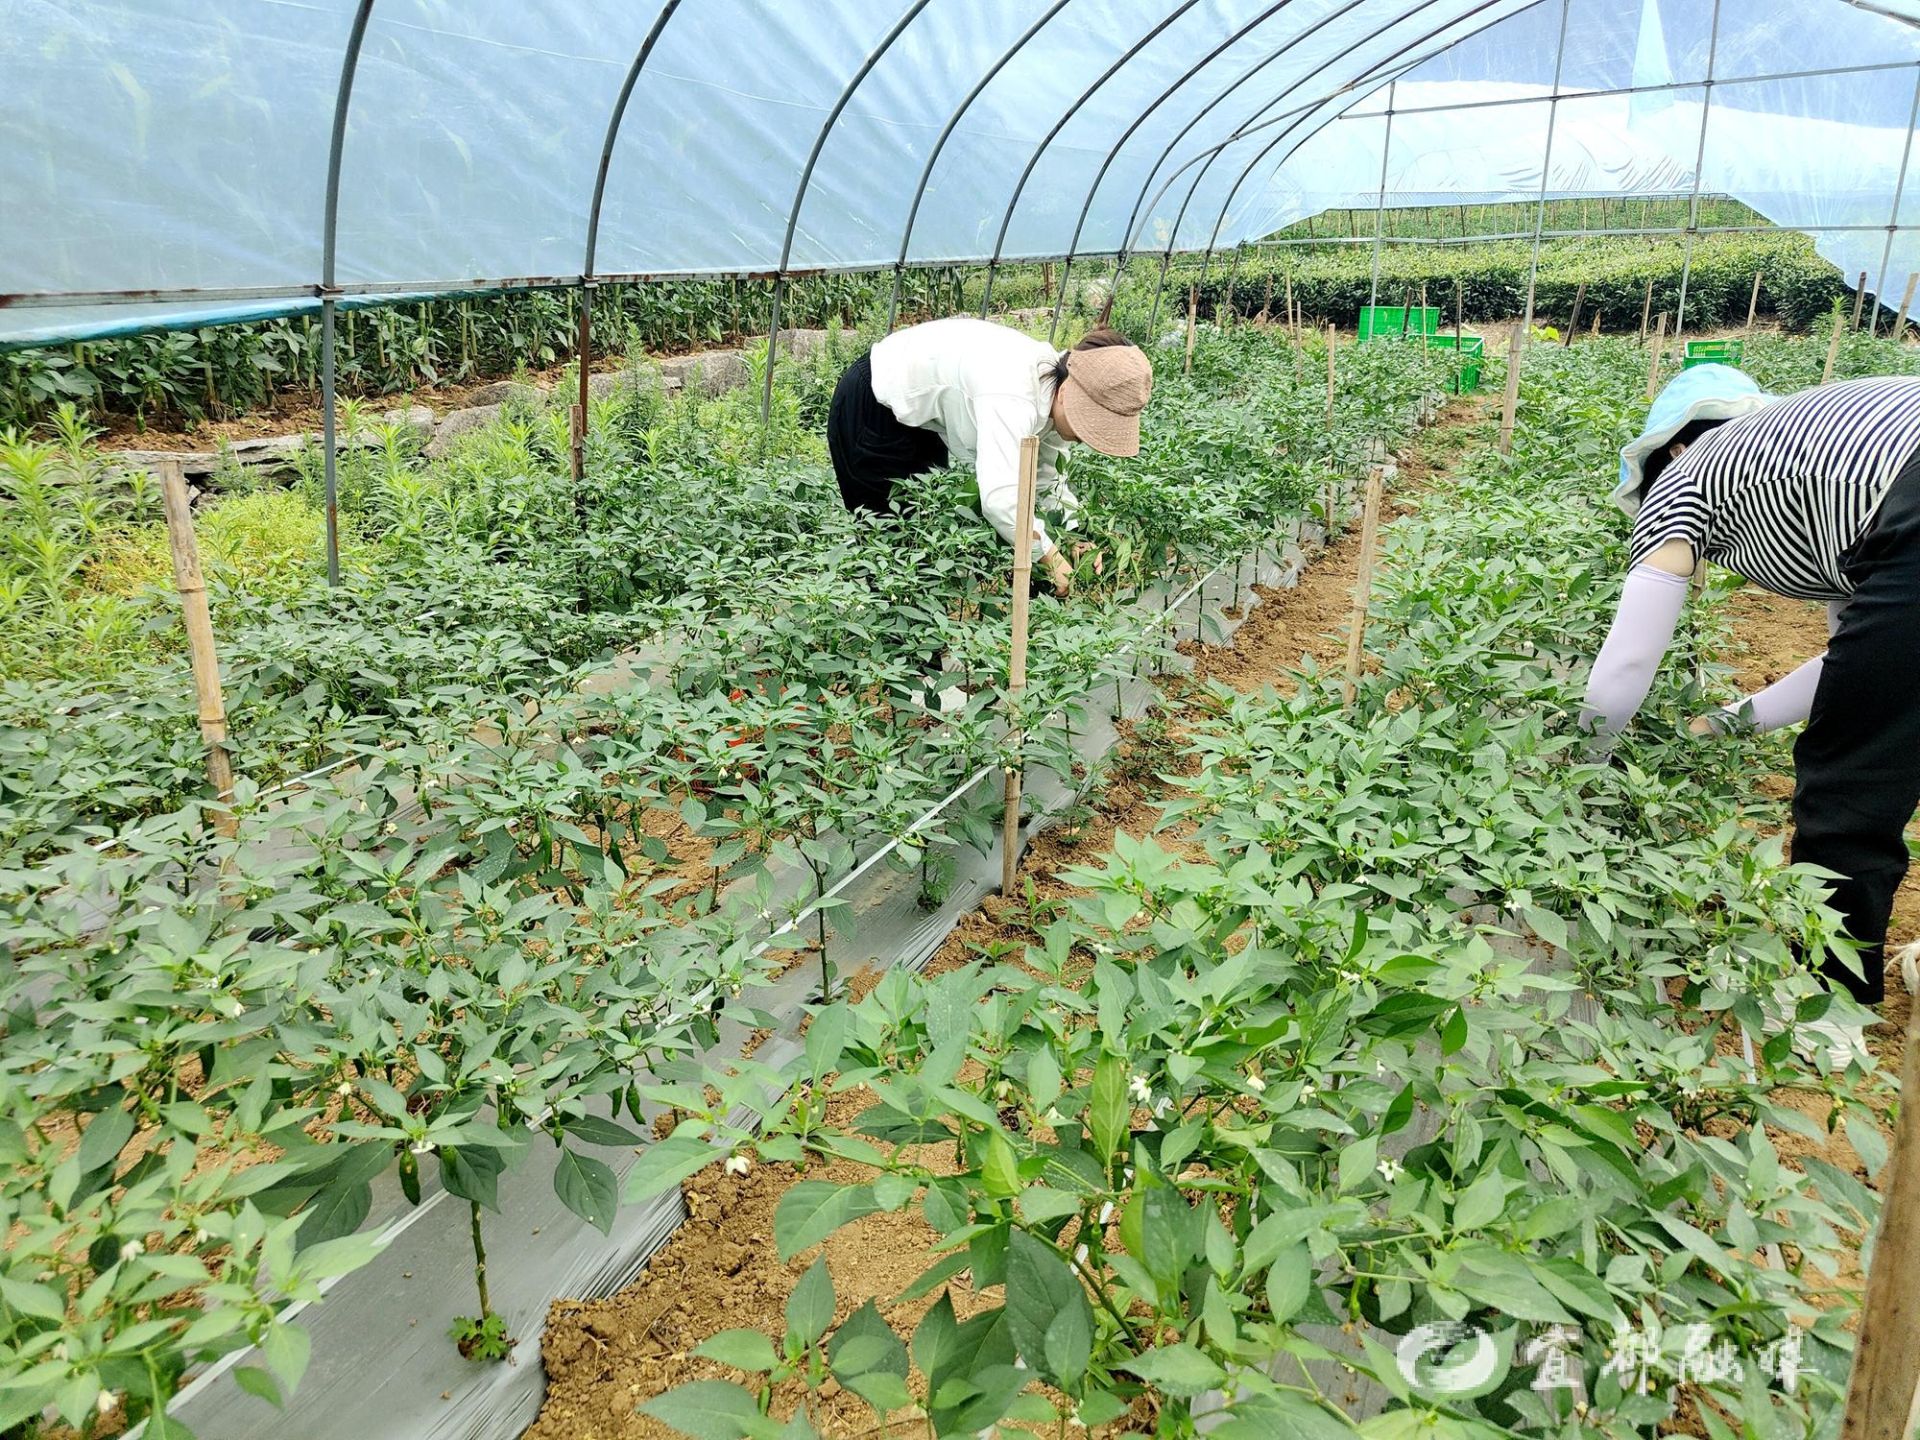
1060, 344, 1153, 457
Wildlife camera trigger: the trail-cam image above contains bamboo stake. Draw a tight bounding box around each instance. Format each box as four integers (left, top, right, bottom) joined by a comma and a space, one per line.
1646, 312, 1669, 398
1183, 283, 1198, 375
1285, 272, 1297, 344
1839, 993, 1920, 1440
1000, 437, 1040, 897
1853, 271, 1870, 330
1823, 303, 1847, 384
1639, 275, 1655, 345
1744, 270, 1764, 336
158, 459, 238, 839
1341, 471, 1386, 709
1896, 271, 1919, 342
1498, 324, 1525, 456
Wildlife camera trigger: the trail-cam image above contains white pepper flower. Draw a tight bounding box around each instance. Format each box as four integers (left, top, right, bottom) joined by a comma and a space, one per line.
723, 1155, 751, 1177
336, 1082, 353, 1097
1300, 1081, 1317, 1101
118, 1240, 144, 1263
1245, 1072, 1267, 1093
97, 1393, 119, 1418
409, 1141, 435, 1157
1377, 1157, 1403, 1183
1127, 1073, 1152, 1105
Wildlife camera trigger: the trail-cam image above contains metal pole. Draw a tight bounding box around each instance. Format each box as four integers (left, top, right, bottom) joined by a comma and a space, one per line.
321, 299, 340, 586
1368, 83, 1398, 310
884, 263, 905, 332
1186, 0, 1529, 272
583, 1, 685, 282
1042, 0, 1301, 336
1870, 67, 1920, 336
893, 1, 1076, 326
572, 283, 590, 486
1223, 241, 1245, 323
1147, 251, 1174, 339
1673, 0, 1724, 345
762, 0, 934, 447
319, 0, 376, 587
759, 276, 786, 458
1521, 0, 1572, 336
983, 1, 1206, 284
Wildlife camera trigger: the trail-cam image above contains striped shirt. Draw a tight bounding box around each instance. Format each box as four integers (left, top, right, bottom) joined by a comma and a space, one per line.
1630, 376, 1920, 600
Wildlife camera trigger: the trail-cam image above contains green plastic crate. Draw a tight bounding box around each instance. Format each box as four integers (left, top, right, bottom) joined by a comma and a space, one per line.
1358, 305, 1441, 340
1682, 338, 1745, 369
1424, 333, 1485, 393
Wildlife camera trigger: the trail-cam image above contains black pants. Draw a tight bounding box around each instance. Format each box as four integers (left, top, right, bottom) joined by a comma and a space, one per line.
1791, 449, 1920, 1005
826, 352, 948, 514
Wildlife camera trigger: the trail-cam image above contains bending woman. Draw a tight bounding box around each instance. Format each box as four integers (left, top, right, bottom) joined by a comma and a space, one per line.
826, 318, 1153, 595
1582, 364, 1920, 1063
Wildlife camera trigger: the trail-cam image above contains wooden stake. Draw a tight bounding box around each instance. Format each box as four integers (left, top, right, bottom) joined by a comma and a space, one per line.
1853, 271, 1870, 330
1183, 283, 1198, 375
1498, 324, 1525, 456
1258, 274, 1273, 325
1563, 280, 1587, 345
1590, 307, 1602, 338
1000, 437, 1040, 897
1646, 312, 1668, 398
1324, 324, 1339, 531
1285, 272, 1297, 343
1839, 995, 1920, 1440
158, 459, 237, 839
1744, 270, 1764, 336
1823, 303, 1847, 384
1640, 275, 1655, 345
1896, 271, 1919, 342
1341, 471, 1385, 709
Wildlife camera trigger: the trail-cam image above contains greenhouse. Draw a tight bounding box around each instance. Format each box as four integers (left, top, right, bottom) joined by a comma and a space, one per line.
6, 0, 1920, 1436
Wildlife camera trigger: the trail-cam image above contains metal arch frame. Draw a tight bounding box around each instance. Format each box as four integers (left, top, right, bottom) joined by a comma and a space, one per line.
1185, 0, 1553, 279
1108, 0, 1380, 293
1131, 0, 1525, 332
1870, 65, 1920, 333
575, 2, 686, 498
978, 0, 1209, 317
319, 0, 378, 587
1366, 81, 1399, 309
582, 0, 685, 282
1671, 0, 1723, 344
1044, 0, 1304, 342
1519, 0, 1573, 334
1126, 0, 1489, 275
885, 0, 1079, 331
759, 0, 938, 440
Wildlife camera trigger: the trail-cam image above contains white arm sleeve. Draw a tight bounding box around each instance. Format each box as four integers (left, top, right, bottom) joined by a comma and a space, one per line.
1579, 565, 1689, 735
974, 396, 1052, 560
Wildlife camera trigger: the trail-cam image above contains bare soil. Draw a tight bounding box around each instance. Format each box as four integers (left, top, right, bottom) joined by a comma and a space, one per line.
523, 400, 1489, 1440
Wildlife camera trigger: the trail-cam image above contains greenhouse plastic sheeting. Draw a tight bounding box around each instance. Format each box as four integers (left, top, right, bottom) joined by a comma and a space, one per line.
4, 0, 1919, 347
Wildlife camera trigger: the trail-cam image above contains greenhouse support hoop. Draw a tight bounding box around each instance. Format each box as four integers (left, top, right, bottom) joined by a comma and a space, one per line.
1871, 67, 1920, 335
1672, 0, 1724, 345
1521, 0, 1572, 336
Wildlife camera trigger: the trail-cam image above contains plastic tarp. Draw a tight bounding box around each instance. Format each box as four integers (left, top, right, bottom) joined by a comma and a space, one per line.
3, 0, 1919, 348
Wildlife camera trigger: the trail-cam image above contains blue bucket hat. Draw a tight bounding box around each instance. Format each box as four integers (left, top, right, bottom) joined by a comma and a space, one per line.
1613, 363, 1773, 517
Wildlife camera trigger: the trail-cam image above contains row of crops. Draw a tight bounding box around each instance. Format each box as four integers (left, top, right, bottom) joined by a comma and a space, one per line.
0, 228, 1865, 435
630, 338, 1895, 1437
0, 324, 1451, 1434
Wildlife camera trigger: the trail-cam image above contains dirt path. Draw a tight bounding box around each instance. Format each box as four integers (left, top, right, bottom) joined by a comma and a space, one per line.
522, 403, 1490, 1440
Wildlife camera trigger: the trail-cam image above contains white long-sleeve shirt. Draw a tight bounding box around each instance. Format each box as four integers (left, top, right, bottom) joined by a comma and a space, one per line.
869, 317, 1079, 559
